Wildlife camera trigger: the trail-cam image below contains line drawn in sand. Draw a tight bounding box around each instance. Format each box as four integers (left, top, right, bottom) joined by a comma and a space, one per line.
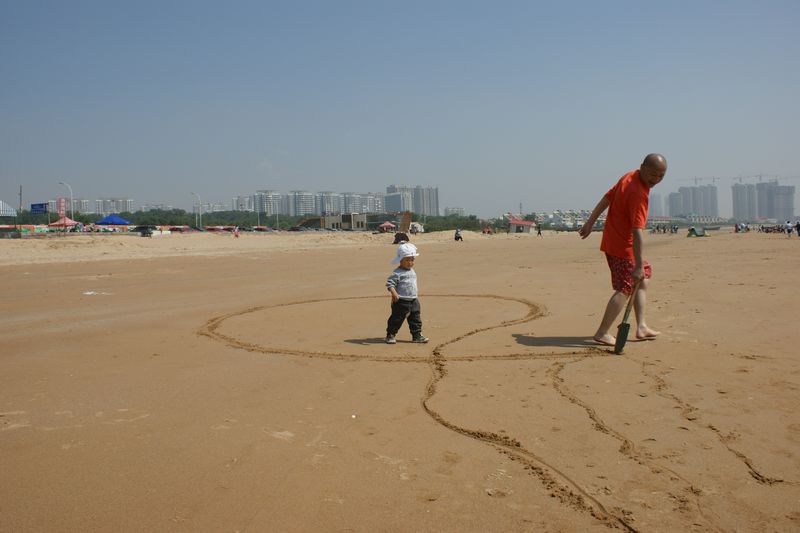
199, 294, 795, 531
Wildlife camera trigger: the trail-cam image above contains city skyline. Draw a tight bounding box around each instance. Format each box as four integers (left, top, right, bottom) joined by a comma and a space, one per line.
2, 3, 798, 218
17, 178, 799, 223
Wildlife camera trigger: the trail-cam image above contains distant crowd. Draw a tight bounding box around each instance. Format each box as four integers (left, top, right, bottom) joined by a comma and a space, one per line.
752, 221, 800, 236
650, 224, 680, 234
735, 221, 800, 236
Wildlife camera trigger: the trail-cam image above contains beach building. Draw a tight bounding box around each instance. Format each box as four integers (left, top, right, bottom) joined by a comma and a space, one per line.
687, 214, 725, 225
444, 207, 466, 216
506, 214, 533, 233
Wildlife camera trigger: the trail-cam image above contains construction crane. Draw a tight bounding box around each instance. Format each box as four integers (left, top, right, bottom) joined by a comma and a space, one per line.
727, 174, 784, 183
677, 177, 720, 185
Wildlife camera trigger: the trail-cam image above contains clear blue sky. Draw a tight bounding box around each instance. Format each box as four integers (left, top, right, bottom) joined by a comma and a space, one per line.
2, 0, 798, 218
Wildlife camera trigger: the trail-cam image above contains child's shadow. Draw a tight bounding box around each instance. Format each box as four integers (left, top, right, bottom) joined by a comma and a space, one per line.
344, 337, 393, 345
512, 333, 596, 348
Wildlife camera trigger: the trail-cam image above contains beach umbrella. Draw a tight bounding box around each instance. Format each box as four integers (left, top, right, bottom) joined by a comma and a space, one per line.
48, 216, 79, 227
96, 214, 131, 225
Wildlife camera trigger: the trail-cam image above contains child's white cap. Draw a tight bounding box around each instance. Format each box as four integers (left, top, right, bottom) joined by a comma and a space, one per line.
392, 242, 419, 264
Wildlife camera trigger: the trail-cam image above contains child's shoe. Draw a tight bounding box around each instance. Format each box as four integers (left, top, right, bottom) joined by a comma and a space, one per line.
412, 334, 429, 343
385, 334, 396, 344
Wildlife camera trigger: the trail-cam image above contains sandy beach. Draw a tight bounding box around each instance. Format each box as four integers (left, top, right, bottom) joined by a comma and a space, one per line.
1, 229, 799, 532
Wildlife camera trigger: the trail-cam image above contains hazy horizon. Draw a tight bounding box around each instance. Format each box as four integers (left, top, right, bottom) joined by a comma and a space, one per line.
2, 1, 798, 218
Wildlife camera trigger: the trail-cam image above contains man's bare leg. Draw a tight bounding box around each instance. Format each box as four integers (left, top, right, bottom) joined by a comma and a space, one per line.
634, 278, 660, 339
593, 291, 627, 346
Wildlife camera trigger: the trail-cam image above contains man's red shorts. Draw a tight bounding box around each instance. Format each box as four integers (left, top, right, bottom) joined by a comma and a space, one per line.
605, 254, 651, 295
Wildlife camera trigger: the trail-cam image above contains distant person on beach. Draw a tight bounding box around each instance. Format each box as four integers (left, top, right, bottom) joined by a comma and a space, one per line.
385, 243, 429, 344
536, 225, 543, 237
578, 153, 667, 346
233, 226, 239, 238
454, 228, 463, 242
393, 231, 409, 244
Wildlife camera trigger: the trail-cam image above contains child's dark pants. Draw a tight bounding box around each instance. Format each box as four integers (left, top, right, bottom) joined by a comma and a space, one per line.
387, 298, 422, 336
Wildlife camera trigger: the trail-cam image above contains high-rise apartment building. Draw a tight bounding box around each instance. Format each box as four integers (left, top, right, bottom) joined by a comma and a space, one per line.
444, 207, 466, 217
756, 181, 795, 220
139, 204, 174, 212
774, 185, 795, 221
362, 193, 384, 214
412, 186, 439, 216
49, 198, 93, 214
674, 185, 718, 217
232, 196, 254, 211
95, 198, 134, 215
386, 185, 439, 215
699, 185, 718, 217
384, 191, 413, 213
648, 194, 663, 217
70, 198, 92, 214
288, 191, 315, 217
253, 190, 284, 215
315, 192, 343, 215
342, 192, 385, 214
342, 193, 363, 214
731, 183, 757, 221
667, 192, 682, 217
0, 199, 16, 216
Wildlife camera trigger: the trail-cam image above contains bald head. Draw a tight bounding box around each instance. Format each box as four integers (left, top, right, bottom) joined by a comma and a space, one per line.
639, 153, 667, 188
642, 153, 667, 170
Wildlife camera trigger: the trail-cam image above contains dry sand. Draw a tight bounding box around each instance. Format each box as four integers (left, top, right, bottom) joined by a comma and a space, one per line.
1, 229, 799, 532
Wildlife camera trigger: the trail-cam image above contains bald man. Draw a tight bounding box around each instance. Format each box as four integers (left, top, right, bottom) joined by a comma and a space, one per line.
579, 154, 667, 346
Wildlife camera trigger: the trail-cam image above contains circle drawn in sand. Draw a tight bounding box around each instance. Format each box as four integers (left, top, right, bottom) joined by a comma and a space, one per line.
199, 294, 596, 362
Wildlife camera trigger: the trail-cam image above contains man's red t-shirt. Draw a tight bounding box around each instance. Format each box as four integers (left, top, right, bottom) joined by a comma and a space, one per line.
600, 169, 650, 260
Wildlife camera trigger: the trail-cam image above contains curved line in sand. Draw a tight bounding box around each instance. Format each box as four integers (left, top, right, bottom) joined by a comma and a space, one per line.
198, 294, 641, 529
198, 294, 789, 529
199, 294, 591, 362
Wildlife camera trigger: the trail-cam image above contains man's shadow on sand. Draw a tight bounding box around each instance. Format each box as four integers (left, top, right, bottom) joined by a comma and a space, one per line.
345, 335, 600, 348
512, 333, 598, 348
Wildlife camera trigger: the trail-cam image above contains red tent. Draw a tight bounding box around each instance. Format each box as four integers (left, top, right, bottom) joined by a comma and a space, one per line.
48, 216, 79, 227
378, 221, 396, 229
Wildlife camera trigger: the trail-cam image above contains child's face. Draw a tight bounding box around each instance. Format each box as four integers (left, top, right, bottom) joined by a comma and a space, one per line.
399, 256, 415, 269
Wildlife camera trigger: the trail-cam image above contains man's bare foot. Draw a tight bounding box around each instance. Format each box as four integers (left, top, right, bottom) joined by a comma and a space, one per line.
636, 326, 660, 340
593, 334, 616, 346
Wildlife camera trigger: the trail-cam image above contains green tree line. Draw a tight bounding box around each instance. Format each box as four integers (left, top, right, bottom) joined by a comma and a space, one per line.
7, 209, 514, 233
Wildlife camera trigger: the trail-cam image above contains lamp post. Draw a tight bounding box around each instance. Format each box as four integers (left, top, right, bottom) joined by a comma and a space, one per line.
190, 192, 202, 229
59, 181, 74, 221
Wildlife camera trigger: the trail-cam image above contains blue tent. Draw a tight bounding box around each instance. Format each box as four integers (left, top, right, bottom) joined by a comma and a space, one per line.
96, 214, 130, 225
